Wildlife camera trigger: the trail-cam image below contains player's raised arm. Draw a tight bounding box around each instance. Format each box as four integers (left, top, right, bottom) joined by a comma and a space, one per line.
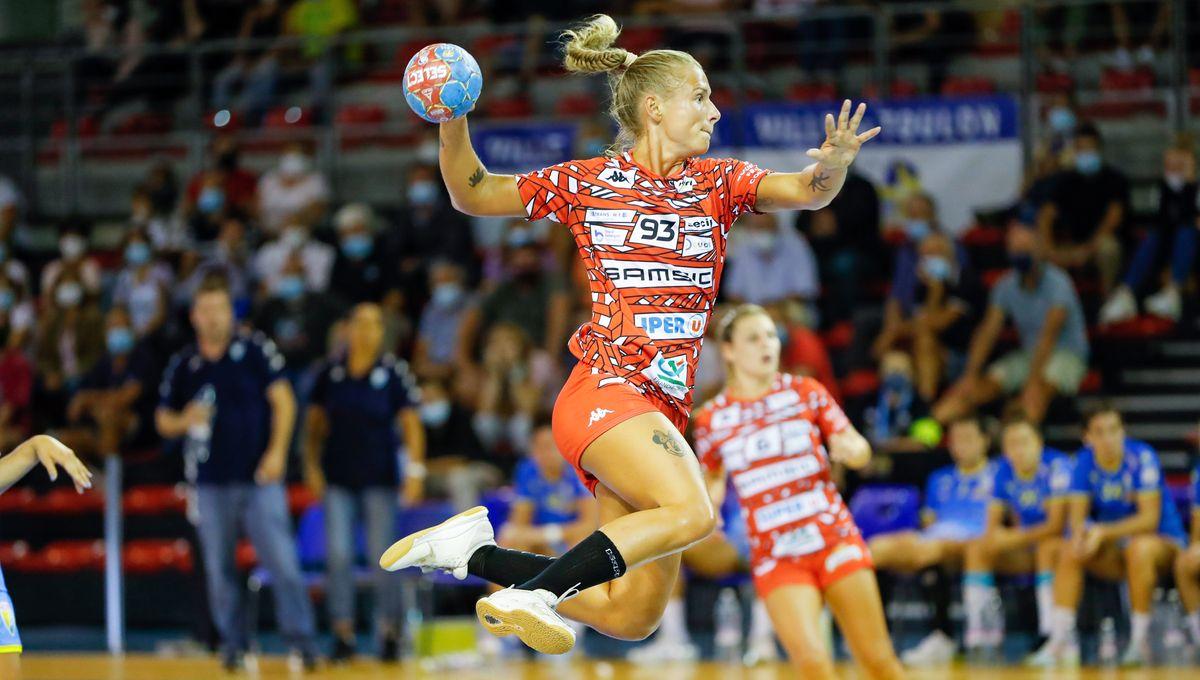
755, 99, 881, 213
438, 117, 525, 217
0, 434, 93, 495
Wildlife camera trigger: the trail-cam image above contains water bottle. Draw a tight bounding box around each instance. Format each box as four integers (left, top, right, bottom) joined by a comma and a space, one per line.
1163, 591, 1187, 666
185, 385, 216, 467
981, 589, 1005, 659
714, 588, 743, 665
1098, 617, 1118, 667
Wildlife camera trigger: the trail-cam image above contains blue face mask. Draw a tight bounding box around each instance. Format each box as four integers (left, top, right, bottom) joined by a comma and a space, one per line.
0, 290, 13, 311
197, 187, 225, 214
125, 241, 151, 266
419, 400, 452, 427
1048, 107, 1076, 134
906, 219, 931, 242
1075, 151, 1102, 175
275, 275, 305, 301
407, 181, 438, 207
106, 326, 134, 355
920, 255, 952, 282
431, 283, 463, 307
340, 234, 373, 260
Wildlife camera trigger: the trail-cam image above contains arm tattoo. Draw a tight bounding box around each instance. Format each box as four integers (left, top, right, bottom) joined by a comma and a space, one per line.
808, 171, 831, 192
652, 429, 686, 457
467, 166, 485, 188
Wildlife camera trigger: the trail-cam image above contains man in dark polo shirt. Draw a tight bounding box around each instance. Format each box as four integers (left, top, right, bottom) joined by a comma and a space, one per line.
156, 274, 318, 671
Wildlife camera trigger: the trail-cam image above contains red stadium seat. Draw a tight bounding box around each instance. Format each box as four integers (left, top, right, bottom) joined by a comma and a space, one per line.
1036, 72, 1074, 94
124, 539, 192, 575
0, 487, 36, 513
820, 320, 854, 352
471, 34, 519, 60
263, 106, 313, 128
0, 541, 30, 565
1094, 315, 1174, 339
981, 268, 1007, 289
787, 82, 837, 103
1079, 369, 1102, 395
236, 541, 258, 571
123, 484, 188, 516
555, 93, 599, 117
1084, 68, 1161, 118
32, 540, 105, 573
113, 112, 173, 136
31, 486, 104, 515
204, 109, 243, 132
940, 76, 996, 97
618, 27, 665, 56
483, 96, 533, 119
841, 369, 881, 400
960, 225, 1005, 248
51, 117, 98, 140
336, 104, 387, 126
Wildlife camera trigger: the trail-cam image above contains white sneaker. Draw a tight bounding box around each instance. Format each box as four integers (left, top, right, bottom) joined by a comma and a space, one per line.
743, 636, 780, 666
476, 587, 578, 655
1145, 285, 1181, 321
1100, 286, 1138, 325
900, 630, 956, 666
1024, 638, 1080, 668
1120, 639, 1151, 667
379, 506, 494, 579
627, 636, 699, 663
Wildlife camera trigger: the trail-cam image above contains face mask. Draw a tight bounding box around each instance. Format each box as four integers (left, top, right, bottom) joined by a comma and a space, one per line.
279, 152, 309, 177
275, 275, 305, 301
0, 290, 13, 311
106, 327, 134, 354
1009, 252, 1034, 274
1075, 151, 1102, 175
746, 230, 775, 254
197, 186, 225, 215
1165, 173, 1187, 193
408, 181, 438, 207
125, 241, 151, 266
920, 255, 952, 282
905, 219, 931, 242
56, 281, 83, 308
60, 235, 86, 260
1048, 107, 1076, 134
431, 283, 463, 307
340, 234, 373, 260
281, 228, 307, 250
419, 400, 451, 427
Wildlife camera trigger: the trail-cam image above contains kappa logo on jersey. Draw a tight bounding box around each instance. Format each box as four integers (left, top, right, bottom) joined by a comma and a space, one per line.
634, 312, 706, 340
672, 176, 696, 192
584, 208, 638, 224
590, 225, 627, 246
682, 235, 714, 258
644, 353, 690, 398
600, 260, 714, 289
597, 166, 638, 189
587, 408, 614, 427
682, 216, 718, 233
629, 215, 681, 248
824, 543, 864, 573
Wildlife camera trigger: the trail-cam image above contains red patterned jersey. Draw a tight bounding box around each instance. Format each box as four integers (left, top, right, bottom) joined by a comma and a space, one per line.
691, 373, 862, 568
515, 152, 769, 414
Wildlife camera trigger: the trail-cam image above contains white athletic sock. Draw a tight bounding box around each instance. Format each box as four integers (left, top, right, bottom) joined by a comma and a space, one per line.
963, 572, 996, 643
749, 598, 774, 644
1186, 611, 1200, 646
657, 596, 688, 644
1051, 606, 1077, 646
1035, 572, 1054, 637
1130, 611, 1151, 648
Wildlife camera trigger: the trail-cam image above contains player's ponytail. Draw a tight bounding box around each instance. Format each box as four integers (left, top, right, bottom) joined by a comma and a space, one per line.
562, 14, 701, 154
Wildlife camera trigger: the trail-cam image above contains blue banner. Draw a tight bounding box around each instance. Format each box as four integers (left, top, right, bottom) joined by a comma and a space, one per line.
472, 123, 577, 173
737, 95, 1018, 148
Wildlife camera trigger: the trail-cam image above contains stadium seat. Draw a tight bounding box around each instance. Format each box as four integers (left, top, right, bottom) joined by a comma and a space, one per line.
840, 369, 880, 400
113, 112, 173, 136
960, 225, 1005, 248
555, 93, 599, 117
1036, 72, 1074, 94
940, 76, 996, 97
335, 104, 387, 126
0, 487, 36, 513
981, 267, 1007, 289
123, 539, 192, 575
848, 485, 921, 539
617, 27, 665, 56
122, 484, 187, 516
31, 486, 104, 515
787, 82, 837, 103
0, 541, 30, 565
32, 540, 105, 573
1084, 68, 1161, 118
204, 109, 243, 132
50, 116, 98, 140
820, 320, 854, 352
236, 540, 257, 571
483, 96, 534, 119
1093, 315, 1174, 339
263, 106, 313, 128
1079, 369, 1102, 394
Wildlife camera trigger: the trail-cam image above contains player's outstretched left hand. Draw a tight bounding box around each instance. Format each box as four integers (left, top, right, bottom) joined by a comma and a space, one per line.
23, 435, 92, 493
806, 100, 882, 170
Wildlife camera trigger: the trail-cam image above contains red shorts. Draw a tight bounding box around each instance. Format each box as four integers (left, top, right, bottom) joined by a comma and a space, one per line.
551, 362, 688, 495
751, 533, 874, 599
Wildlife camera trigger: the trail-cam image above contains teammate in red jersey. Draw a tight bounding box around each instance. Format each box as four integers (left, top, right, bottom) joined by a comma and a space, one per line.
692, 304, 904, 679
380, 14, 880, 654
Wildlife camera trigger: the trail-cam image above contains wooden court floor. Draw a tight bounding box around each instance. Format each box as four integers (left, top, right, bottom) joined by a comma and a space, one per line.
17, 655, 1194, 680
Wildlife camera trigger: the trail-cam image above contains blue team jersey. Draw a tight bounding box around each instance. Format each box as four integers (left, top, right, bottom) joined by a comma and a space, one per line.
0, 565, 20, 653
512, 459, 587, 526
159, 331, 286, 485
992, 447, 1072, 527
923, 461, 996, 540
1070, 439, 1187, 542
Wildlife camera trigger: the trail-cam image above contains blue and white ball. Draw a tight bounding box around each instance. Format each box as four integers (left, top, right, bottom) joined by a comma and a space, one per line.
404, 43, 483, 124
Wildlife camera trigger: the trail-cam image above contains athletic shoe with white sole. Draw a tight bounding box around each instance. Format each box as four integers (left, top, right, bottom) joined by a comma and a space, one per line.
476, 587, 578, 655
1099, 286, 1137, 325
378, 506, 495, 579
900, 630, 956, 666
1145, 285, 1181, 321
1024, 638, 1080, 668
743, 636, 780, 666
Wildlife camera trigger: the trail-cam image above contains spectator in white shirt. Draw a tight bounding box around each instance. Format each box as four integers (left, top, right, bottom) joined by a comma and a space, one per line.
257, 141, 329, 234
41, 222, 102, 304
724, 211, 819, 309
111, 228, 173, 338
253, 222, 335, 296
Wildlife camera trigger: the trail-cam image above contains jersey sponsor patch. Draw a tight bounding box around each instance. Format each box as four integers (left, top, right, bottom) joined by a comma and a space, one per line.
590, 225, 628, 246
682, 235, 714, 257
584, 208, 638, 224
780, 420, 815, 455
642, 353, 690, 399
743, 425, 784, 466
824, 543, 865, 573
710, 405, 742, 431
765, 390, 800, 411
672, 176, 696, 193
732, 455, 822, 498
633, 312, 707, 340
628, 214, 681, 248
597, 166, 638, 189
771, 524, 825, 558
600, 260, 714, 289
682, 216, 718, 233
754, 488, 829, 532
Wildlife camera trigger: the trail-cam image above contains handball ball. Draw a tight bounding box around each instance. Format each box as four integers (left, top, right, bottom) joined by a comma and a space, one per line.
404, 43, 483, 124
909, 417, 944, 448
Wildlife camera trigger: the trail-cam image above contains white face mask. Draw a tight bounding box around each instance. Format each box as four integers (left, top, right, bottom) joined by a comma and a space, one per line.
56, 281, 83, 308
60, 235, 86, 260
1165, 173, 1187, 193
281, 227, 307, 250
279, 152, 309, 177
